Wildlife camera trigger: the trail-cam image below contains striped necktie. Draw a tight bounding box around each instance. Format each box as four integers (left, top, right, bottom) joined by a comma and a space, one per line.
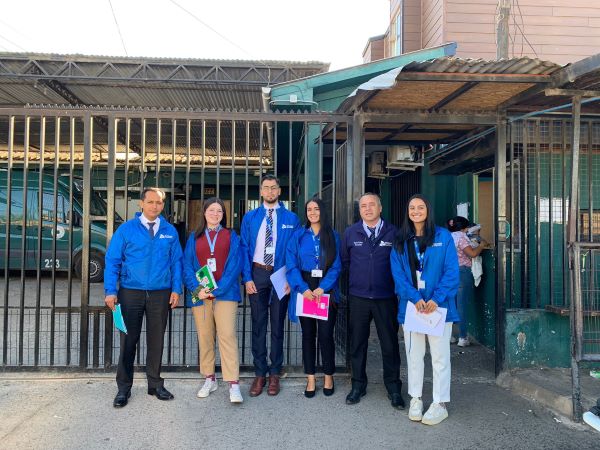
367, 226, 377, 246
264, 209, 274, 265
148, 222, 155, 239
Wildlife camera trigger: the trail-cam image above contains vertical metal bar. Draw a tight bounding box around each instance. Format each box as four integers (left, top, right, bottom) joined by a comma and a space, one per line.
318, 122, 324, 198
105, 116, 117, 368
201, 120, 206, 205
182, 119, 191, 366
509, 124, 515, 308
34, 116, 45, 366
304, 122, 308, 203
124, 119, 131, 220
522, 121, 529, 308
140, 119, 146, 193
259, 121, 264, 181
216, 120, 221, 198
562, 120, 568, 307
588, 121, 593, 243
273, 121, 278, 178
241, 120, 249, 365
50, 117, 60, 365
156, 119, 161, 188
549, 121, 554, 307
66, 117, 75, 365
351, 114, 365, 222
495, 115, 508, 377
332, 124, 337, 229
79, 113, 93, 369
18, 116, 30, 366
168, 119, 176, 366
2, 115, 14, 365
231, 121, 236, 228
288, 122, 292, 206
92, 310, 100, 368
535, 121, 541, 308
568, 97, 582, 421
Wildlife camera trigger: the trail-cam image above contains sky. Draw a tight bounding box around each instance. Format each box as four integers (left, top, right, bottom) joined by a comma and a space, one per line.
0, 0, 390, 70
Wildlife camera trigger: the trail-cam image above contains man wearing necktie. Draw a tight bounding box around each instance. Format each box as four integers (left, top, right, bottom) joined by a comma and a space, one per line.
104, 187, 183, 408
240, 175, 300, 396
340, 193, 405, 409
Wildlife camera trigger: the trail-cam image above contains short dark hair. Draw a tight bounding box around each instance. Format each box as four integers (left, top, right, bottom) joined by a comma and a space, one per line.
359, 192, 382, 207
260, 174, 280, 186
447, 216, 470, 232
141, 187, 166, 201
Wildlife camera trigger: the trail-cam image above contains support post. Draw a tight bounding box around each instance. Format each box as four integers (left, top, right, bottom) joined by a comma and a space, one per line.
495, 113, 507, 377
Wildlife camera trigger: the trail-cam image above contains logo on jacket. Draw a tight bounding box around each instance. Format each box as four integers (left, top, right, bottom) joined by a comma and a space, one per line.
433, 242, 442, 247
353, 241, 363, 246
159, 234, 174, 239
281, 224, 295, 229
379, 241, 392, 247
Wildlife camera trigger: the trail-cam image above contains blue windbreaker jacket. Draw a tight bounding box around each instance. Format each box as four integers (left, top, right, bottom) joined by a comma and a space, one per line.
104, 213, 183, 296
240, 202, 300, 283
340, 220, 398, 299
390, 226, 460, 324
182, 230, 243, 306
286, 227, 342, 322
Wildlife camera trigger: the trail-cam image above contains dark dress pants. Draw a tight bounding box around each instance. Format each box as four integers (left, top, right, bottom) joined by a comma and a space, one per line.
249, 266, 290, 376
299, 272, 337, 375
349, 295, 402, 395
116, 287, 170, 392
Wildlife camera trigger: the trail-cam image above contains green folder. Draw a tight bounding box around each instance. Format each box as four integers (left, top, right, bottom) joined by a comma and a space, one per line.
192, 265, 218, 304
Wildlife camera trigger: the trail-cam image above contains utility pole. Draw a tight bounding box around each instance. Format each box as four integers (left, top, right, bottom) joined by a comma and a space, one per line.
497, 0, 511, 59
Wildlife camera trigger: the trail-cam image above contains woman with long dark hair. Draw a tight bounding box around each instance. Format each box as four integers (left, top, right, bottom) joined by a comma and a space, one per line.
183, 197, 244, 404
447, 216, 488, 347
390, 194, 459, 425
286, 197, 341, 398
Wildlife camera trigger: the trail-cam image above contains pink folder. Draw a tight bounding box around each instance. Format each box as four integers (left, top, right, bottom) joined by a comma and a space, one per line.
296, 293, 330, 320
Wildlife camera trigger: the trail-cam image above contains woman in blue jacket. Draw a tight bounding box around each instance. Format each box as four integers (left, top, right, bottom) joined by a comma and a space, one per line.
391, 194, 459, 426
286, 197, 341, 398
183, 197, 243, 404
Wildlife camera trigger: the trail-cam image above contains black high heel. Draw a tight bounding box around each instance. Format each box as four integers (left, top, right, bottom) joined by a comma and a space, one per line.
323, 378, 335, 397
304, 378, 317, 398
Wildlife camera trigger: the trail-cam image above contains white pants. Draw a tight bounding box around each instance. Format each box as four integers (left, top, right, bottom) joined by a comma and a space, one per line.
403, 322, 452, 403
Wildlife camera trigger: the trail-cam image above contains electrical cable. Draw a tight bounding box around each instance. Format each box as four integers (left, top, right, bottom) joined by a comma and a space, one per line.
108, 0, 128, 56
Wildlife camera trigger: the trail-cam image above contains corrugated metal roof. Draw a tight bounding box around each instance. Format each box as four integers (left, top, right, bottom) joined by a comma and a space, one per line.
400, 56, 561, 76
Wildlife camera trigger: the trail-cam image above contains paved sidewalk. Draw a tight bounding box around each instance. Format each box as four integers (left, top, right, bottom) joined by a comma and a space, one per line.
1, 340, 599, 449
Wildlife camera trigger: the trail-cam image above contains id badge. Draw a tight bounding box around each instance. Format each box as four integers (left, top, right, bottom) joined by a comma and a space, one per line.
311, 269, 323, 278
207, 258, 217, 272
416, 270, 426, 290
265, 246, 275, 255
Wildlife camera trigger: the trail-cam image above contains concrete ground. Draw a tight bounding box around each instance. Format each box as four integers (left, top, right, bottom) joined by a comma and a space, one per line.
2, 336, 600, 449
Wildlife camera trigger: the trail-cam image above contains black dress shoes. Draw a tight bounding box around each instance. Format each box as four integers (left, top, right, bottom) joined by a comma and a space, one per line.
148, 386, 174, 401
113, 390, 131, 408
345, 388, 366, 405
389, 392, 406, 410
323, 380, 335, 397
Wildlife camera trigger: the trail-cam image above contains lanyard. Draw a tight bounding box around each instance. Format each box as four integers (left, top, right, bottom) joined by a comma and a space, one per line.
413, 239, 425, 271
205, 225, 222, 256
311, 231, 320, 269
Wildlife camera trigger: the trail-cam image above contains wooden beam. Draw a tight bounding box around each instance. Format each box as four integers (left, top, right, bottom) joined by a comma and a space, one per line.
362, 111, 498, 125
428, 81, 479, 112
545, 88, 600, 98
395, 72, 551, 83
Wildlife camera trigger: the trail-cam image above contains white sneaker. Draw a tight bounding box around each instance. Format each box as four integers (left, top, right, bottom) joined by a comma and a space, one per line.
450, 336, 457, 344
457, 337, 470, 347
422, 402, 448, 425
408, 397, 423, 421
229, 383, 243, 403
197, 378, 218, 398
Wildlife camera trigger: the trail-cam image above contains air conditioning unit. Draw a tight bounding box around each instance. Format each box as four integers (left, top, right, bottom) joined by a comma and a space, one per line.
368, 151, 387, 179
386, 145, 424, 171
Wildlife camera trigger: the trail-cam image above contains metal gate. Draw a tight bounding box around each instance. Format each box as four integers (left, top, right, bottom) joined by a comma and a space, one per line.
0, 105, 351, 371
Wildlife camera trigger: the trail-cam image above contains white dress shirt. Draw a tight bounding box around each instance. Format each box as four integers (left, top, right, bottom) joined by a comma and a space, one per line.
140, 213, 160, 233
253, 203, 279, 264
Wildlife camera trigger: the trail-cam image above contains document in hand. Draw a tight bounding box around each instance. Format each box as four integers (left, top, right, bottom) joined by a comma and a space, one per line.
192, 265, 218, 304
403, 301, 447, 337
295, 293, 330, 321
269, 266, 288, 301
113, 304, 128, 334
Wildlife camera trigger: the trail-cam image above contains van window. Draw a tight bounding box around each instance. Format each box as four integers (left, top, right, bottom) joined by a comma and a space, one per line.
0, 190, 24, 224
40, 192, 68, 224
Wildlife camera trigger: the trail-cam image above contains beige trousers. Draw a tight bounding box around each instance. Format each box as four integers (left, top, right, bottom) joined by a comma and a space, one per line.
192, 300, 240, 381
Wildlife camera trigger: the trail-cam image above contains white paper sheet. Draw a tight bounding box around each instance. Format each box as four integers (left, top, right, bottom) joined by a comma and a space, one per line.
269, 266, 288, 301
457, 202, 469, 220
403, 301, 447, 337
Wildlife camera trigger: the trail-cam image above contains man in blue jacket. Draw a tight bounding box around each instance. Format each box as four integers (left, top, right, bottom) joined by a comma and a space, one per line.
104, 187, 183, 408
341, 193, 405, 409
240, 175, 300, 397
